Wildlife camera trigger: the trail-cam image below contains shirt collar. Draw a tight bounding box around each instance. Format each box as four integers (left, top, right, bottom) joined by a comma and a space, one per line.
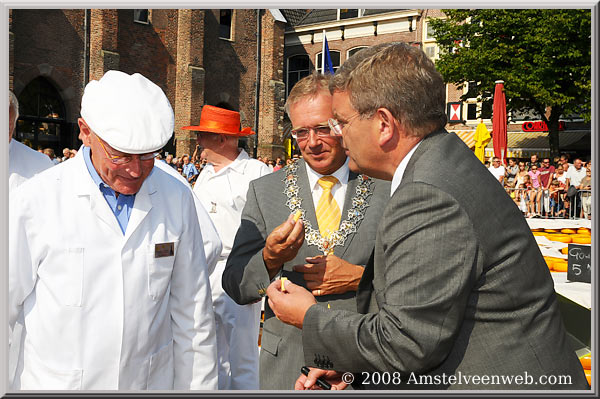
391, 140, 422, 196
204, 149, 250, 176
83, 145, 109, 190
83, 145, 134, 198
305, 156, 350, 192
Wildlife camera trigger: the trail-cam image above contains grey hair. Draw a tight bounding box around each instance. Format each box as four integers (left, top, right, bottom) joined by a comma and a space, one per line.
330, 42, 447, 138
9, 90, 19, 129
284, 72, 332, 117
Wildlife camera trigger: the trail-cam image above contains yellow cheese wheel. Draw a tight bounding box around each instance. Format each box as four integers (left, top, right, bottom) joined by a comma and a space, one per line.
561, 247, 569, 255
571, 235, 591, 244
561, 228, 577, 234
584, 369, 591, 385
580, 355, 591, 370
553, 261, 568, 272
532, 232, 547, 236
550, 236, 572, 243
544, 229, 559, 233
577, 229, 591, 235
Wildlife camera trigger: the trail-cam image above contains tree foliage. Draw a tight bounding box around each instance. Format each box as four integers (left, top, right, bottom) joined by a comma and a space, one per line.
429, 9, 591, 154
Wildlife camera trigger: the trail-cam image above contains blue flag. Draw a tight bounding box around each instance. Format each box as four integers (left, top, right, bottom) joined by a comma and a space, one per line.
323, 35, 334, 74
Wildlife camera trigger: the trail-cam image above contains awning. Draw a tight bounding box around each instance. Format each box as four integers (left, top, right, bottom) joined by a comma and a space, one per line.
448, 130, 476, 149
478, 130, 590, 159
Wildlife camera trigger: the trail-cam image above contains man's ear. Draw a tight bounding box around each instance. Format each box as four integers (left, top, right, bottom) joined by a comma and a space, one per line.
375, 108, 397, 148
77, 118, 93, 146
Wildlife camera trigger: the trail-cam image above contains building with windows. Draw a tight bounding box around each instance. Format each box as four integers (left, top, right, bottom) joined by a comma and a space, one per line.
9, 9, 288, 159
9, 8, 589, 161
281, 8, 590, 160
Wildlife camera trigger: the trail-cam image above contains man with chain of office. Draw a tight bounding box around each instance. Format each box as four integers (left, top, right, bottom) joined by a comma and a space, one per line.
222, 73, 389, 389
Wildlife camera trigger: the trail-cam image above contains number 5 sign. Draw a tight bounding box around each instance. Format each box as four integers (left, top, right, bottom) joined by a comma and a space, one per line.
567, 244, 591, 283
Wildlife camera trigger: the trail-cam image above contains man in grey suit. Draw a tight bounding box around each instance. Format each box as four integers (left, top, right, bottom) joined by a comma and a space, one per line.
267, 43, 589, 390
222, 73, 389, 389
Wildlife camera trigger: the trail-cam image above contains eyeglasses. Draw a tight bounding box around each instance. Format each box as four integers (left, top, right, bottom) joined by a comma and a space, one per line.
328, 113, 360, 136
93, 133, 157, 165
291, 124, 333, 141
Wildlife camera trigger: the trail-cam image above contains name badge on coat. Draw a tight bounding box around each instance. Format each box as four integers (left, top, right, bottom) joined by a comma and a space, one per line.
155, 242, 175, 258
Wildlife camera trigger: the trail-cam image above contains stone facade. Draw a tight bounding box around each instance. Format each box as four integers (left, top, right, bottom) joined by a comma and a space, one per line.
9, 8, 286, 158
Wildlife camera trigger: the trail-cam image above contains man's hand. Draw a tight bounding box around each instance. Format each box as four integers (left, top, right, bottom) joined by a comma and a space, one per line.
266, 279, 316, 329
293, 255, 363, 296
295, 367, 348, 390
263, 213, 305, 279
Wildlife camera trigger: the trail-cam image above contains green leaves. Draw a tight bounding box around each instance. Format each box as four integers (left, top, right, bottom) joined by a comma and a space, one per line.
429, 9, 591, 121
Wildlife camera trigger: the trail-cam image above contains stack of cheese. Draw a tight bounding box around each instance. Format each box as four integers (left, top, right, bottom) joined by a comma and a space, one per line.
532, 228, 591, 272
580, 352, 592, 386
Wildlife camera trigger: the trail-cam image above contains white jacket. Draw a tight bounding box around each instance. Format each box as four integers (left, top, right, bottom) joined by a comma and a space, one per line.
8, 139, 54, 191
153, 160, 222, 274
9, 150, 218, 390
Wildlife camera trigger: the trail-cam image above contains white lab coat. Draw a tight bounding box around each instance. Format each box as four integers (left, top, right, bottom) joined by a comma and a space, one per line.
8, 138, 54, 387
193, 150, 270, 390
8, 139, 54, 191
9, 150, 218, 390
154, 160, 222, 274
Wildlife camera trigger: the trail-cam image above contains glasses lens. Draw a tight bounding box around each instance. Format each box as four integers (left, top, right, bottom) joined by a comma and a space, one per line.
140, 153, 158, 161
315, 126, 332, 137
291, 129, 309, 140
327, 119, 343, 136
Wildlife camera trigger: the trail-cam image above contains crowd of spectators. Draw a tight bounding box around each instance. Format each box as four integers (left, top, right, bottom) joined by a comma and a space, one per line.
156, 146, 301, 188
488, 153, 592, 219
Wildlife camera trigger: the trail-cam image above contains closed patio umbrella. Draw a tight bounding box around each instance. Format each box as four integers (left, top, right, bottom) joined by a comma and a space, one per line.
492, 80, 507, 165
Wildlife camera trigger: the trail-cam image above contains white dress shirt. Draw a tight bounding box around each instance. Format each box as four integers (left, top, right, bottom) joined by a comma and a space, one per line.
391, 140, 422, 195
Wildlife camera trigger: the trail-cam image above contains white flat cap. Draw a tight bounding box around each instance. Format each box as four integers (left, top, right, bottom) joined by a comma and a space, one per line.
81, 70, 174, 154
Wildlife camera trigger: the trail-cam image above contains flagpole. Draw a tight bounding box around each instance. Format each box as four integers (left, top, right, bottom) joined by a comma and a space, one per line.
322, 29, 326, 74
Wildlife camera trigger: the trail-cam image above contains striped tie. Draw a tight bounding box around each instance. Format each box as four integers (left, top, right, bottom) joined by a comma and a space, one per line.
316, 176, 341, 238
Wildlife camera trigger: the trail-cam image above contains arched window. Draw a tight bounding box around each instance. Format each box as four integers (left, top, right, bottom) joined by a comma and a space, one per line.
16, 77, 69, 151
286, 54, 310, 95
316, 50, 340, 74
347, 46, 368, 59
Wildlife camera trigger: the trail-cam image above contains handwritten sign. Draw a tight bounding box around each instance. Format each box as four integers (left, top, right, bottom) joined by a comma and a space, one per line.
567, 244, 591, 283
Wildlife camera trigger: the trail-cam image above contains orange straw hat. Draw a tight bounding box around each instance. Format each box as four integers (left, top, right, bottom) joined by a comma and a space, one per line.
182, 105, 255, 136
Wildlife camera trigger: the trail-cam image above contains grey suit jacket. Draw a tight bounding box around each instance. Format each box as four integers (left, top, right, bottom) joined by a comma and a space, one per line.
222, 159, 390, 389
302, 130, 589, 390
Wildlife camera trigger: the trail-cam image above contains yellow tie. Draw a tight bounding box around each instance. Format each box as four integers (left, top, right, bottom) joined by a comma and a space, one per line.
316, 176, 341, 238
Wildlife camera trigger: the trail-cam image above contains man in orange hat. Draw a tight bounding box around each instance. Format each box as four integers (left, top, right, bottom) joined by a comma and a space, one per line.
183, 104, 270, 390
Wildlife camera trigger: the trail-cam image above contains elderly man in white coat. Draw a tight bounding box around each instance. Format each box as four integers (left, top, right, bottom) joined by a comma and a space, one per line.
183, 105, 270, 390
9, 70, 218, 390
8, 90, 55, 387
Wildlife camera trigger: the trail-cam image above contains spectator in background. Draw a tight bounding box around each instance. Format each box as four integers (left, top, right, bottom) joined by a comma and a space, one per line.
527, 153, 540, 171
69, 149, 77, 158
549, 180, 565, 218
538, 158, 555, 216
43, 148, 61, 165
266, 159, 275, 172
578, 167, 592, 219
181, 154, 198, 184
273, 157, 284, 172
566, 158, 586, 218
505, 158, 518, 188
514, 161, 528, 189
528, 164, 542, 217
285, 158, 293, 166
560, 154, 572, 172
488, 157, 505, 184
62, 147, 71, 162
